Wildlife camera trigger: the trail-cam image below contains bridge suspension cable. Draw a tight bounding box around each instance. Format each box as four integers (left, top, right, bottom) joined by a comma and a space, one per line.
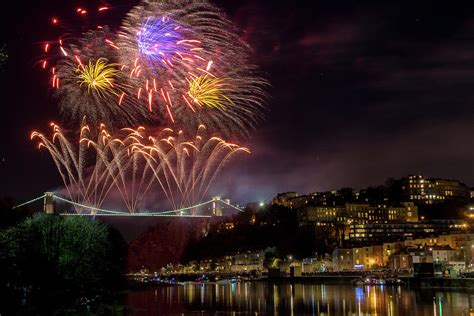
54, 195, 218, 216
12, 194, 45, 209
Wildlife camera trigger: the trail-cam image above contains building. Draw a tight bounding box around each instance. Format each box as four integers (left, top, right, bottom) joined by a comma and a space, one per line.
298, 202, 418, 227
383, 242, 404, 266
352, 245, 383, 269
435, 233, 474, 249
408, 246, 433, 264
402, 175, 469, 205
463, 239, 474, 266
349, 220, 470, 242
345, 202, 418, 223
297, 205, 343, 223
389, 249, 412, 271
432, 245, 458, 263
272, 192, 299, 208
332, 248, 354, 271
231, 251, 264, 273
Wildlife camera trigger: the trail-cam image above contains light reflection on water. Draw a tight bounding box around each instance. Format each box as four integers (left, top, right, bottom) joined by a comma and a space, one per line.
127, 282, 474, 315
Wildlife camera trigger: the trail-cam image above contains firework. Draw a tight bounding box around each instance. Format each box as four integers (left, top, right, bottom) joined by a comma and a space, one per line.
188, 75, 233, 109
32, 1, 266, 213
31, 122, 249, 213
137, 16, 190, 64
30, 122, 120, 210
77, 58, 120, 97
117, 0, 268, 137
54, 29, 153, 129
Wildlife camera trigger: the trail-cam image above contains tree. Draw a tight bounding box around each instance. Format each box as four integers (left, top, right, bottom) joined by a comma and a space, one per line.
0, 214, 126, 312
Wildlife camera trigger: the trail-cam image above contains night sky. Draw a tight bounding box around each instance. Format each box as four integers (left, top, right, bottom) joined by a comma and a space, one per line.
1, 0, 474, 204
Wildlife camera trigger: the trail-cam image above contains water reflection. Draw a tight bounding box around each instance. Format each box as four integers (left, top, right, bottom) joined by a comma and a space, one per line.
127, 282, 474, 315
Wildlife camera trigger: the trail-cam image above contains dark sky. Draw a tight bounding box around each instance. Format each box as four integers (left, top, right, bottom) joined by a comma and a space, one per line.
1, 0, 474, 205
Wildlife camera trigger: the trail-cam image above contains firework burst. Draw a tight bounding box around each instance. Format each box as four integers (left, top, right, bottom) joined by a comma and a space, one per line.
117, 0, 268, 137
31, 122, 249, 212
33, 1, 267, 213
77, 58, 120, 97
54, 29, 153, 130
188, 75, 233, 109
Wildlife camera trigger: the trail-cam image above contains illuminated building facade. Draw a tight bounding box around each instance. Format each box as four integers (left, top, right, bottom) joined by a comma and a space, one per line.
353, 245, 384, 269
297, 202, 418, 226
402, 175, 469, 204
271, 192, 299, 208
332, 248, 354, 271
349, 220, 470, 242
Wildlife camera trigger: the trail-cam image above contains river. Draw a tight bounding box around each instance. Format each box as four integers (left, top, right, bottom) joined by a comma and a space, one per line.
125, 282, 474, 315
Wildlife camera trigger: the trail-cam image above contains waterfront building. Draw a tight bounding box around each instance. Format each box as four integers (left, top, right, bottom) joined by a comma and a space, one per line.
352, 245, 384, 269
231, 251, 265, 273
383, 242, 404, 266
463, 239, 474, 266
332, 248, 354, 271
389, 249, 412, 271
432, 245, 458, 263
408, 246, 433, 264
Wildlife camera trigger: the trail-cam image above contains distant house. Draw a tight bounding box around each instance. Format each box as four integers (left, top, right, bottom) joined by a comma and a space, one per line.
432, 245, 457, 263
332, 248, 354, 271
408, 247, 433, 264
389, 249, 412, 270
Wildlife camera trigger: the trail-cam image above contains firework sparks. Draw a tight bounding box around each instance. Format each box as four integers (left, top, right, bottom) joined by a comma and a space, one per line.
117, 0, 268, 137
137, 16, 190, 63
77, 58, 119, 97
188, 75, 233, 109
31, 123, 249, 212
54, 29, 152, 129
33, 1, 267, 213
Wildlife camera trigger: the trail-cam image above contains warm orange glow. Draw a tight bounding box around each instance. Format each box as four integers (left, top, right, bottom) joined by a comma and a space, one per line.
148, 90, 153, 112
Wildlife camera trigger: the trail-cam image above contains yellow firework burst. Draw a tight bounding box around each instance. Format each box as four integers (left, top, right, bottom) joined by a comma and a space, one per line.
188, 75, 233, 109
77, 58, 119, 97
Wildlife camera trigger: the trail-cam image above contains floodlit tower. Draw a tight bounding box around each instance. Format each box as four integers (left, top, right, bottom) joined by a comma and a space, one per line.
212, 196, 223, 216
43, 192, 55, 214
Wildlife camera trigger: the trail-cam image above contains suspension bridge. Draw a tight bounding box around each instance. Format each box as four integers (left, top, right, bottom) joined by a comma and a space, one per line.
12, 192, 244, 218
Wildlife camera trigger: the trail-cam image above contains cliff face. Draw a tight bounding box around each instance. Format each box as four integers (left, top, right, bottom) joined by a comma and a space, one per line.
127, 219, 206, 272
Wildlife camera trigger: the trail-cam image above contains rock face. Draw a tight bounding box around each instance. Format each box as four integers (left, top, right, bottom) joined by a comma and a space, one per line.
127, 219, 206, 272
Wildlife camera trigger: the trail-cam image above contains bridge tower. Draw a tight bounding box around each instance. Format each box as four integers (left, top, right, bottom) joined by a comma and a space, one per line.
212, 196, 223, 216
43, 192, 55, 214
